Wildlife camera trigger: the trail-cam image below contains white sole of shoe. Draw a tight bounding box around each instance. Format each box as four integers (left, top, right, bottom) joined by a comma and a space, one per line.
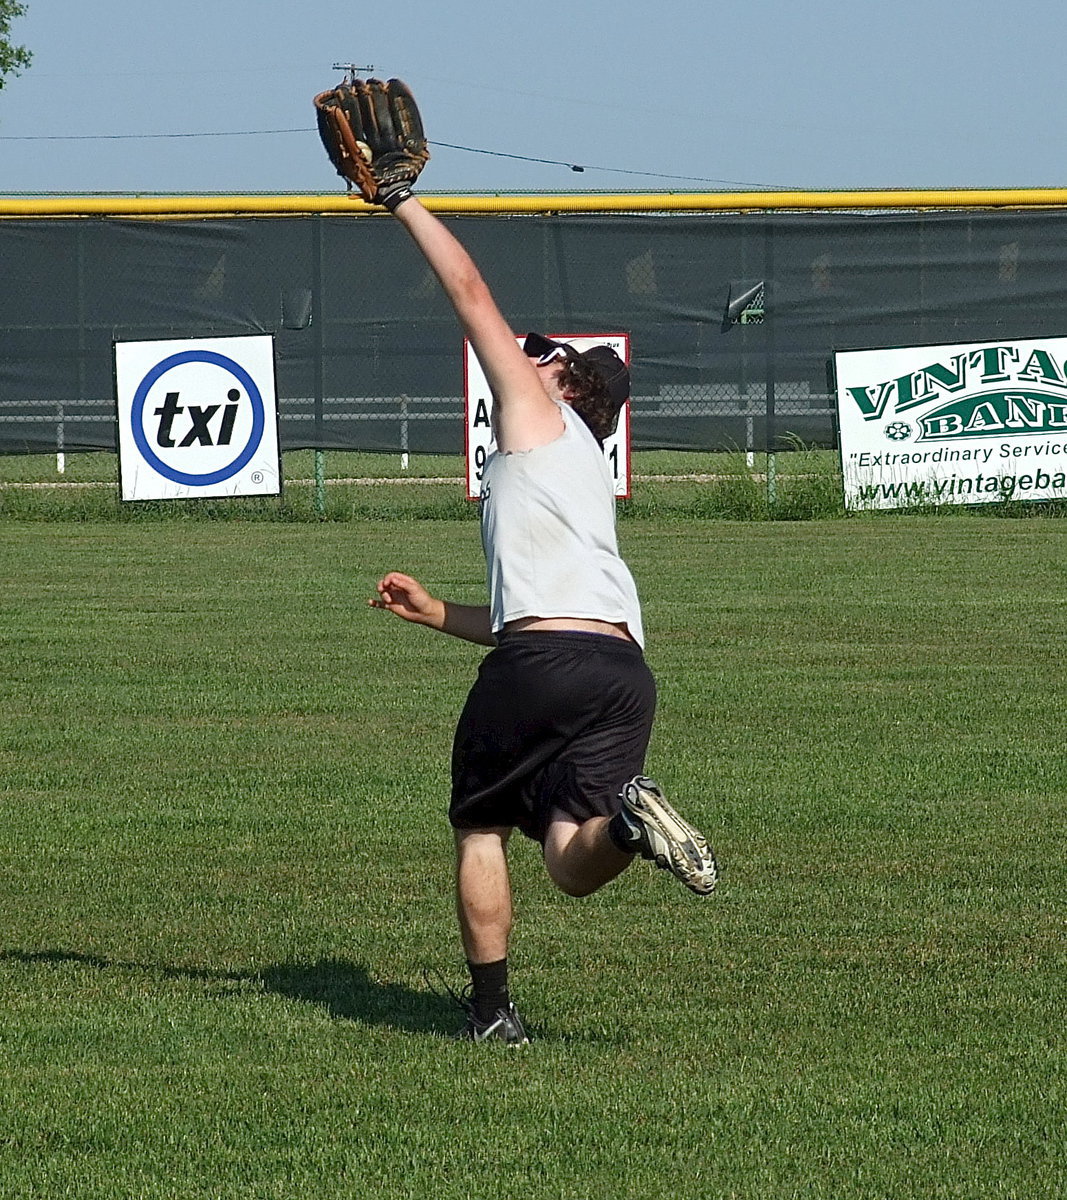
622, 777, 718, 896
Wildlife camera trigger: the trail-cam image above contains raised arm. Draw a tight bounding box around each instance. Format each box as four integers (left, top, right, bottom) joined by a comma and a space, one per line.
390, 198, 563, 452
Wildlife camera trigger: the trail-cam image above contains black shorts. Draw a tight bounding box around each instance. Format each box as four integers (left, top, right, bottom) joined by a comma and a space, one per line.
450, 630, 657, 843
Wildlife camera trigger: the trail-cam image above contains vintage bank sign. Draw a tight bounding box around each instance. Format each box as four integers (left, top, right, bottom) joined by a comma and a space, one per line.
835, 337, 1067, 510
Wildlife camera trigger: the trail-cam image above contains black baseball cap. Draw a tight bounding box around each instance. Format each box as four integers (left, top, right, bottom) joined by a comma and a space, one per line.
522, 333, 630, 409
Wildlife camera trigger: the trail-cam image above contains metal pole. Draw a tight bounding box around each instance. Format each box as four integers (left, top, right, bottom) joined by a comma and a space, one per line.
764, 220, 777, 507
400, 394, 409, 471
313, 217, 326, 518
63, 224, 88, 475
314, 449, 326, 517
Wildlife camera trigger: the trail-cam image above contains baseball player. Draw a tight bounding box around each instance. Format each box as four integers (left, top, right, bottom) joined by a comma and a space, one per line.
317, 80, 718, 1043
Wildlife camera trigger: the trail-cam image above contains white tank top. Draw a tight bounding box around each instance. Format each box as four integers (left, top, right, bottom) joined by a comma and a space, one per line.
479, 402, 645, 647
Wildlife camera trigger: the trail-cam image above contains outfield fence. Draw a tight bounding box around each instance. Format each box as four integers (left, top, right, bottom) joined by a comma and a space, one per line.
4, 190, 1067, 459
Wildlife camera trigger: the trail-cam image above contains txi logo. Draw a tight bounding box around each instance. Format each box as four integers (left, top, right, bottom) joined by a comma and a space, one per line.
115, 335, 280, 502
130, 350, 265, 486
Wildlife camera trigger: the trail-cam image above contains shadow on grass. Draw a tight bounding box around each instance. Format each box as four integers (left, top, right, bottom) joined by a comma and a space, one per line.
0, 949, 458, 1037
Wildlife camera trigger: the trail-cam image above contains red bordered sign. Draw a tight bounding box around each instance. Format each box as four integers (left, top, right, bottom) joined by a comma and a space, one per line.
464, 333, 632, 501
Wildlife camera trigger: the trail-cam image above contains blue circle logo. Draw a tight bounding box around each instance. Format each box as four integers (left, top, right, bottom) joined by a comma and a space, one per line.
130, 350, 265, 486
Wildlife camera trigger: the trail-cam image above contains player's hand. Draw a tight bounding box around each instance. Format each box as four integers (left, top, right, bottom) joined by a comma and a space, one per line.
370, 571, 444, 628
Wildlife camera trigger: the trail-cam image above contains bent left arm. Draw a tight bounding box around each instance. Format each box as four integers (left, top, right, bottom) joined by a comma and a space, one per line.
370, 571, 495, 646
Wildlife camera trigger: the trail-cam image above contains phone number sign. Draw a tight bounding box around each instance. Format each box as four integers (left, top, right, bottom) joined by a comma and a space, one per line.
464, 334, 631, 500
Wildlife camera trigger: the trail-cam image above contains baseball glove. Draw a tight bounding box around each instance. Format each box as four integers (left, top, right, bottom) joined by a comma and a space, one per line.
314, 78, 429, 210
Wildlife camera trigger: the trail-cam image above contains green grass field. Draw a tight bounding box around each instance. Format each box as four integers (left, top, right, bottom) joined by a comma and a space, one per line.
1, 511, 1064, 1198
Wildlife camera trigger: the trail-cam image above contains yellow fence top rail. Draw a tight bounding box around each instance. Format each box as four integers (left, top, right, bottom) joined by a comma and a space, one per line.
3, 189, 1067, 218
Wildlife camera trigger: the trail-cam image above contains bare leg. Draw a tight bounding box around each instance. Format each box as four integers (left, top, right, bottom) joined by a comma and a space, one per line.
454, 827, 513, 963
543, 812, 634, 897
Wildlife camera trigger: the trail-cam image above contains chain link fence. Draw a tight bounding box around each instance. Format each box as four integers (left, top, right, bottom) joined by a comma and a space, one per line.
3, 207, 1065, 458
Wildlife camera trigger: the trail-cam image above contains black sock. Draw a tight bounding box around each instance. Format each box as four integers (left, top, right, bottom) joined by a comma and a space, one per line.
608, 809, 641, 855
468, 958, 509, 1021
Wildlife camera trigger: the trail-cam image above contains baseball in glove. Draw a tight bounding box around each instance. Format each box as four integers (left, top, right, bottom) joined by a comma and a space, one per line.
314, 77, 429, 210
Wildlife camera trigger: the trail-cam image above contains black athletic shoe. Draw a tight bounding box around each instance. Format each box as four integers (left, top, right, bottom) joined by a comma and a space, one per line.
456, 1001, 530, 1046
617, 775, 718, 896
424, 969, 531, 1046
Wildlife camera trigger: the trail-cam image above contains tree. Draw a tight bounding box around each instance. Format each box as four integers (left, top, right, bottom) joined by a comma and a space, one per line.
0, 0, 31, 90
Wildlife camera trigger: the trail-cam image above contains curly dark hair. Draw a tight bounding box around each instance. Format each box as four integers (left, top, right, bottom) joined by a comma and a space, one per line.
559, 357, 620, 443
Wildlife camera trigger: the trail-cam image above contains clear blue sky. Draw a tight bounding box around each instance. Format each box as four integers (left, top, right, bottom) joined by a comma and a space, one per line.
0, 0, 1063, 195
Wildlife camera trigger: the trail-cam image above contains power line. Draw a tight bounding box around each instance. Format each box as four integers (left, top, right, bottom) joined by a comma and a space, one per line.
431, 140, 789, 190
0, 127, 790, 189
0, 129, 309, 141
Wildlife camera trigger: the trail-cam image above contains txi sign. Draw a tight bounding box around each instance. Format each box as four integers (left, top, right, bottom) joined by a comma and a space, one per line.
115, 335, 281, 501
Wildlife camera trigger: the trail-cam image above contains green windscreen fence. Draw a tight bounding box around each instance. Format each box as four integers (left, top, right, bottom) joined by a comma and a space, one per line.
1, 207, 1063, 456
